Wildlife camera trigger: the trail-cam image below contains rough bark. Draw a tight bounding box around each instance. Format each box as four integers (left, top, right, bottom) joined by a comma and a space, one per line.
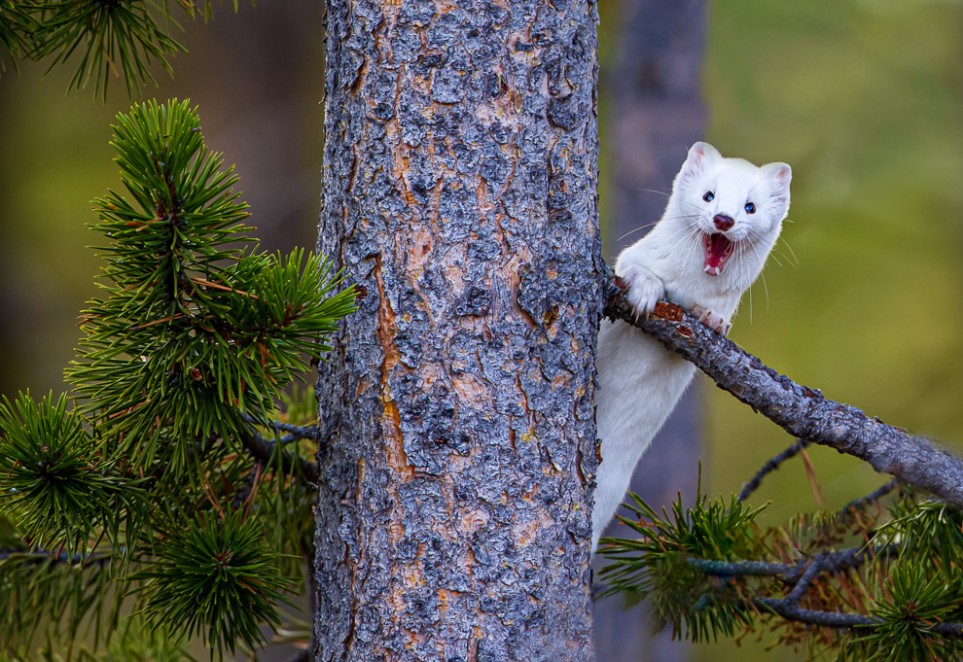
314, 1, 601, 660
594, 2, 706, 660
602, 270, 963, 506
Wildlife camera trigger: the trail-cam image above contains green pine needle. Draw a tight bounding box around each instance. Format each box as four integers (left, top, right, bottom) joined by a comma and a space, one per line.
598, 490, 768, 642
0, 391, 137, 557
844, 560, 963, 661
27, 1, 187, 99
4, 98, 351, 657
0, 2, 247, 98
0, 2, 34, 75
135, 510, 289, 658
66, 99, 355, 476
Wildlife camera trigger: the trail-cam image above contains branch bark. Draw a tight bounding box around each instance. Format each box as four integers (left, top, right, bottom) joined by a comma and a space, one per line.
738, 438, 808, 502
690, 547, 963, 636
601, 267, 963, 507
238, 426, 319, 484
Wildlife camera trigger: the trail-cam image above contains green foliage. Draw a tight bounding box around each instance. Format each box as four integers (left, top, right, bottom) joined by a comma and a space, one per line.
137, 511, 288, 658
0, 99, 354, 659
0, 391, 141, 556
0, 616, 192, 662
0, 2, 33, 74
839, 501, 963, 661
65, 99, 355, 479
0, 552, 119, 653
0, 1, 241, 97
599, 490, 768, 642
846, 561, 963, 662
601, 487, 963, 661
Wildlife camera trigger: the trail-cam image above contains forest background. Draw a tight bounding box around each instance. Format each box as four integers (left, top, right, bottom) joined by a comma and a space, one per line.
0, 1, 960, 660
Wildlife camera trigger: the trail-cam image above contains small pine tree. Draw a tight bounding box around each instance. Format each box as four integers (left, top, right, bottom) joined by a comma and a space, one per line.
0, 99, 355, 659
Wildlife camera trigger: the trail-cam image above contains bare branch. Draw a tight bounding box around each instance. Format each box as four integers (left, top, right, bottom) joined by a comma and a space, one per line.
687, 544, 888, 583
601, 267, 963, 507
243, 414, 321, 441
838, 478, 899, 518
755, 599, 876, 629
0, 549, 113, 566
739, 438, 808, 502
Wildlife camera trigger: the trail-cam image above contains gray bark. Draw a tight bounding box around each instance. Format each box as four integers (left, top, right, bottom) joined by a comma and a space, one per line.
594, 2, 706, 660
314, 1, 601, 660
602, 274, 963, 507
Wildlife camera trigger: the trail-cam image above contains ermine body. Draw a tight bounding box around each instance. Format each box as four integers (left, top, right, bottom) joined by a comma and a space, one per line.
593, 142, 792, 550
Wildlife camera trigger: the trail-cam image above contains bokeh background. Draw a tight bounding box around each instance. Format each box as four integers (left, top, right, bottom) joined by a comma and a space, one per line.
0, 1, 961, 660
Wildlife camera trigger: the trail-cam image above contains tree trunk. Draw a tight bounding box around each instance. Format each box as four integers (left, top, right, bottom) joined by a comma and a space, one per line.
594, 1, 706, 660
314, 1, 601, 660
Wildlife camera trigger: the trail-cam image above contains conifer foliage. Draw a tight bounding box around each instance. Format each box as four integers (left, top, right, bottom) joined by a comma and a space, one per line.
0, 99, 355, 659
599, 475, 963, 659
0, 1, 235, 97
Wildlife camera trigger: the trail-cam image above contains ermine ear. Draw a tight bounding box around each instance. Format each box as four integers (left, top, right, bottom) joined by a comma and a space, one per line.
688, 141, 723, 164
678, 141, 722, 182
763, 162, 792, 219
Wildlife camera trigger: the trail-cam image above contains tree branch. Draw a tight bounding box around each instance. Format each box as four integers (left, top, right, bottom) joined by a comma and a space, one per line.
739, 438, 808, 502
838, 477, 899, 518
690, 546, 963, 635
251, 416, 322, 441
755, 599, 877, 629
238, 426, 319, 484
687, 544, 887, 583
0, 549, 113, 566
601, 267, 963, 507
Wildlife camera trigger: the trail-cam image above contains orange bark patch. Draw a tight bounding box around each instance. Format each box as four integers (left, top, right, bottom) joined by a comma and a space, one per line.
460, 507, 490, 536
653, 300, 684, 321
373, 255, 413, 481
406, 224, 433, 280
451, 374, 491, 410
513, 518, 538, 548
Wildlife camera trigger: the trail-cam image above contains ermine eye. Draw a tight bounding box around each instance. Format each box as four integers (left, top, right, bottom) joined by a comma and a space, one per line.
703, 192, 714, 202
744, 202, 756, 214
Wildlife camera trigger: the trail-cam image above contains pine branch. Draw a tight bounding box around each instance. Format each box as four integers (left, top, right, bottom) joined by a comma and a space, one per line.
687, 544, 889, 583
602, 266, 963, 507
738, 438, 808, 502
838, 477, 899, 517
755, 599, 876, 629
2, 2, 246, 98
238, 426, 319, 484
0, 549, 113, 566
689, 545, 963, 636
242, 413, 321, 442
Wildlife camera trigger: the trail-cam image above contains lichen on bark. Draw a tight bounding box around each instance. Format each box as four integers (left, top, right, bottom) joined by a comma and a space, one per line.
314, 1, 602, 660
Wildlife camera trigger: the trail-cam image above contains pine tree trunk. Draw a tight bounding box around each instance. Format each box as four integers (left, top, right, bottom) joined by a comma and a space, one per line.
314, 1, 601, 660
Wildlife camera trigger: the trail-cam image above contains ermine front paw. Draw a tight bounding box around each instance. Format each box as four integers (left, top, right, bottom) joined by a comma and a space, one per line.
619, 264, 665, 319
691, 304, 731, 335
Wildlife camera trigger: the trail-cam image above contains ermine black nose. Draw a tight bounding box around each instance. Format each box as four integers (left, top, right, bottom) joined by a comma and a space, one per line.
713, 214, 734, 231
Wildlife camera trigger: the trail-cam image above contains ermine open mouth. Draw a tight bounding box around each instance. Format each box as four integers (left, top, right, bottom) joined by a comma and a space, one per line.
703, 233, 734, 276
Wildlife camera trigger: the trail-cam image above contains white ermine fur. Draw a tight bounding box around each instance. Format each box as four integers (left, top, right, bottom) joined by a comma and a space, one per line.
593, 141, 792, 550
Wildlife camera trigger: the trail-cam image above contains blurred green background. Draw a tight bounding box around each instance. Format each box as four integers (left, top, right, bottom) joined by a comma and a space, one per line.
701, 2, 963, 659
703, 1, 963, 523
0, 1, 961, 660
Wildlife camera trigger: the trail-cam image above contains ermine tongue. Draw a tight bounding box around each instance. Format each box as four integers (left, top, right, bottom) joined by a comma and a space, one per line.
704, 233, 733, 277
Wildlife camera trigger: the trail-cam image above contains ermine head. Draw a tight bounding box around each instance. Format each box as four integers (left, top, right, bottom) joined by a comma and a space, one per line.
667, 141, 792, 278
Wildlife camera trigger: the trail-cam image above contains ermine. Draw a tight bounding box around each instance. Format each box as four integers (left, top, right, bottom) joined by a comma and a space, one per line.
593, 141, 792, 550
